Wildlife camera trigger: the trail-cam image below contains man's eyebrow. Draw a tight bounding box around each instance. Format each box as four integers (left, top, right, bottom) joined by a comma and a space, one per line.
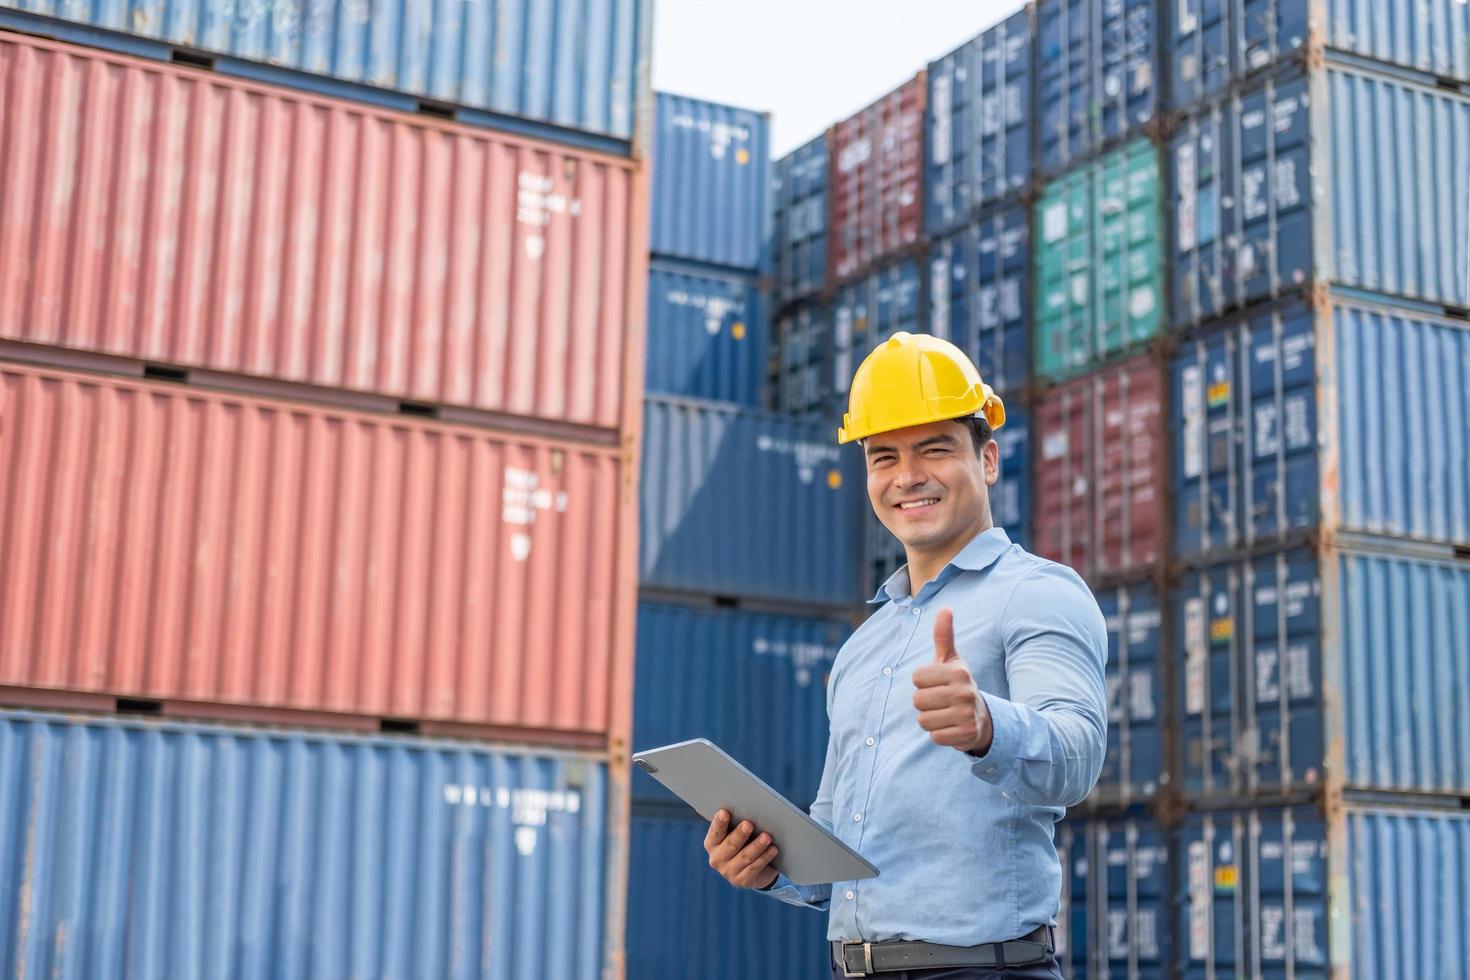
865, 442, 897, 456
915, 434, 959, 448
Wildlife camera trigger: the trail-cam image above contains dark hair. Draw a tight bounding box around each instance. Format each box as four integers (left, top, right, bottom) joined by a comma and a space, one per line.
956, 415, 993, 456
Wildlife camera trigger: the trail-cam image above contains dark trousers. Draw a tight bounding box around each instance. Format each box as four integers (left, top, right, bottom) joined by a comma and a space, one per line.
829, 950, 1065, 980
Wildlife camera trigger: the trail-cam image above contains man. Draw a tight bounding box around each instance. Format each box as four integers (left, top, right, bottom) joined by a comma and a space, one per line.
704, 332, 1107, 979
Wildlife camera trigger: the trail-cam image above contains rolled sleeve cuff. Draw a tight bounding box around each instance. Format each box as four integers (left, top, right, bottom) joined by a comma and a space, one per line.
756, 872, 824, 910
968, 691, 1026, 783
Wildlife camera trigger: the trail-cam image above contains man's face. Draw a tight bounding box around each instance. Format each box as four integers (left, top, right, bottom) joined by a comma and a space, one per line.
864, 419, 999, 553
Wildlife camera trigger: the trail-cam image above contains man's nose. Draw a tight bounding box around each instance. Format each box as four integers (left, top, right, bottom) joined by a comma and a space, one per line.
895, 458, 929, 490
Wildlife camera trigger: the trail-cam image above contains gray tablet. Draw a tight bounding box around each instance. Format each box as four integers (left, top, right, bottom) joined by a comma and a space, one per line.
632, 738, 879, 885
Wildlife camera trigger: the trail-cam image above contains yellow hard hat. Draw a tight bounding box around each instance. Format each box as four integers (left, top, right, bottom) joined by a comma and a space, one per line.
837, 332, 1006, 444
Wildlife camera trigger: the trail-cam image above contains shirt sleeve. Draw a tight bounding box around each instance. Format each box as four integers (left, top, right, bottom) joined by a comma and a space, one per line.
967, 561, 1108, 807
755, 687, 838, 911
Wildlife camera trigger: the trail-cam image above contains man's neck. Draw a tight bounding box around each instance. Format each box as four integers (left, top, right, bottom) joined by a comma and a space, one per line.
904, 521, 992, 597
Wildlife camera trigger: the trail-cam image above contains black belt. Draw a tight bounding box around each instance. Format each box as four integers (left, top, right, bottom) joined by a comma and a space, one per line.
831, 925, 1052, 977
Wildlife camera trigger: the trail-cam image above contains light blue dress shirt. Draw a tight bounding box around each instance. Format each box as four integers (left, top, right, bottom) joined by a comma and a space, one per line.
758, 527, 1108, 946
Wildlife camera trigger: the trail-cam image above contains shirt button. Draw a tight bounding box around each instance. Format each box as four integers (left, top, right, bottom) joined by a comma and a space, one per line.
845, 890, 855, 901
853, 812, 863, 822
865, 737, 876, 747
912, 608, 922, 617
882, 666, 893, 676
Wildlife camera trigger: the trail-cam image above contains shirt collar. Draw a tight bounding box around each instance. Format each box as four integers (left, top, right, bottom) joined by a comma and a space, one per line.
868, 526, 1013, 604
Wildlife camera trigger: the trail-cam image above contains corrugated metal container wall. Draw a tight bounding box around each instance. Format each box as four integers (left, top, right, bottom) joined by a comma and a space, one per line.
832, 259, 925, 401
0, 33, 640, 432
645, 261, 766, 406
1034, 138, 1164, 382
0, 711, 611, 980
626, 811, 829, 980
1172, 296, 1470, 561
1037, 0, 1158, 175
827, 74, 925, 283
774, 135, 830, 302
632, 603, 846, 806
649, 93, 771, 270
0, 0, 651, 149
1091, 583, 1164, 807
1179, 805, 1470, 979
1055, 814, 1172, 980
1033, 357, 1166, 580
865, 407, 1031, 596
1174, 544, 1470, 801
0, 364, 627, 738
924, 9, 1032, 234
772, 303, 833, 419
1171, 64, 1470, 326
929, 206, 1030, 395
639, 398, 864, 608
1169, 0, 1470, 107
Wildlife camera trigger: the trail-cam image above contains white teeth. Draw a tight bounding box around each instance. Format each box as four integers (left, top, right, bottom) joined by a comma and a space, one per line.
898, 498, 938, 510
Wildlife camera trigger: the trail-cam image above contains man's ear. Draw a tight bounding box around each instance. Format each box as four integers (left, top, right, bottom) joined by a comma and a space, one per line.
982, 438, 1000, 485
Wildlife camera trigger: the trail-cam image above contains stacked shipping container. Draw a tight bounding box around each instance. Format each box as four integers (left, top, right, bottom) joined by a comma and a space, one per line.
628, 92, 857, 978
0, 8, 650, 974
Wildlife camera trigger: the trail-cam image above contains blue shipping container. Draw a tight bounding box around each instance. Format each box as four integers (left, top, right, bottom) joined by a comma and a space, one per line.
774, 135, 830, 302
626, 810, 830, 980
1169, 0, 1470, 107
1173, 295, 1470, 560
650, 92, 771, 270
1055, 814, 1172, 980
632, 602, 848, 806
1175, 541, 1470, 802
645, 260, 766, 406
0, 711, 610, 979
1179, 805, 1470, 979
1091, 582, 1165, 807
0, 0, 650, 151
772, 302, 834, 419
924, 8, 1032, 233
864, 406, 1031, 596
831, 259, 925, 408
640, 397, 865, 607
928, 205, 1030, 395
1171, 64, 1470, 324
1037, 0, 1159, 174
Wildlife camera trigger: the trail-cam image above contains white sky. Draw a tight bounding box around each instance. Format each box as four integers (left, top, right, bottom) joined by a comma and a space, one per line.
652, 0, 1022, 157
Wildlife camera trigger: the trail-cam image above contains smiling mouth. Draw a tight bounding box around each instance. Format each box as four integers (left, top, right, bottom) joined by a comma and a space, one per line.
896, 498, 940, 511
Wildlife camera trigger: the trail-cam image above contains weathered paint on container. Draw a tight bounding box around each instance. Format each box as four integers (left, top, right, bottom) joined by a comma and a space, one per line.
774, 134, 830, 303
832, 259, 925, 394
645, 260, 766, 406
1037, 0, 1159, 175
1091, 582, 1165, 808
1034, 139, 1164, 382
0, 0, 651, 150
626, 810, 829, 980
1055, 814, 1172, 980
1173, 295, 1470, 560
0, 32, 642, 432
771, 303, 834, 420
1033, 356, 1167, 581
1179, 805, 1470, 979
632, 603, 846, 806
827, 74, 925, 283
1175, 542, 1470, 801
864, 407, 1031, 596
929, 206, 1030, 395
924, 9, 1032, 233
1169, 0, 1470, 107
639, 397, 864, 608
0, 711, 612, 979
649, 93, 771, 271
0, 364, 631, 738
1171, 64, 1470, 326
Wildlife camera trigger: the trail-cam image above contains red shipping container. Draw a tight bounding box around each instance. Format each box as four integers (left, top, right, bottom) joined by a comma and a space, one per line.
0, 32, 642, 434
0, 363, 634, 742
827, 73, 925, 283
1033, 356, 1166, 580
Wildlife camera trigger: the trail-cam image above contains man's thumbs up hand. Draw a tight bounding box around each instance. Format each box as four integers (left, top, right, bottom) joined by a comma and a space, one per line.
911, 608, 993, 755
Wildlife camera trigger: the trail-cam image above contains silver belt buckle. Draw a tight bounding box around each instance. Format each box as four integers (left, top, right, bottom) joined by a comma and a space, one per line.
840, 941, 874, 977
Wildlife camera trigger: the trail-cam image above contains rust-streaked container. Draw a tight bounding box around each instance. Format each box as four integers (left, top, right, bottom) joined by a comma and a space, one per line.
827, 73, 925, 284
0, 31, 641, 434
1033, 355, 1166, 580
0, 363, 634, 743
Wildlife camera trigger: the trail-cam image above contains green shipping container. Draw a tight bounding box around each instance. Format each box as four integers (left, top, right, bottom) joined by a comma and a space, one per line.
1034, 139, 1164, 381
